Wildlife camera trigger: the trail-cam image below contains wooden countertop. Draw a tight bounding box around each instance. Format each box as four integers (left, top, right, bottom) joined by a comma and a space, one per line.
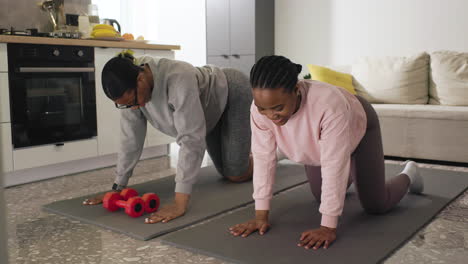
0, 35, 180, 50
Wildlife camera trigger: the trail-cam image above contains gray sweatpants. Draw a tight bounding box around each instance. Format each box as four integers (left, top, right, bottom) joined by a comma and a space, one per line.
305, 95, 410, 214
205, 68, 252, 178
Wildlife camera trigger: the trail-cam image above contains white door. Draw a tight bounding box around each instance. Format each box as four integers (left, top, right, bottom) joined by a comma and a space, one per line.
206, 0, 230, 56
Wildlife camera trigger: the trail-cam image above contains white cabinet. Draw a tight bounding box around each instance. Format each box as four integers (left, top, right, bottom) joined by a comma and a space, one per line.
206, 0, 230, 56
229, 55, 256, 77
206, 0, 274, 75
13, 139, 98, 170
230, 0, 255, 56
207, 55, 231, 69
0, 123, 13, 173
144, 49, 175, 58
0, 44, 7, 72
0, 73, 9, 123
207, 55, 255, 77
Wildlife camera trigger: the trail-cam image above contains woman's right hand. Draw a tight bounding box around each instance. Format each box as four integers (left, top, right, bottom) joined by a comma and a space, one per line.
229, 210, 271, 237
82, 193, 108, 205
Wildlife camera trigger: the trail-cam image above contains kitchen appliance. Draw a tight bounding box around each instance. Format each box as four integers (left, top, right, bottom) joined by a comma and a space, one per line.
8, 43, 97, 149
0, 27, 80, 39
102, 19, 121, 33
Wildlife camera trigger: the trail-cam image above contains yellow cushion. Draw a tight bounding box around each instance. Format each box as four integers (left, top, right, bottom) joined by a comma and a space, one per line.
307, 64, 357, 94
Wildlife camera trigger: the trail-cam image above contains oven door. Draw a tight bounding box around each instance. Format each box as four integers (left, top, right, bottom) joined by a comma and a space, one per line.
9, 67, 97, 149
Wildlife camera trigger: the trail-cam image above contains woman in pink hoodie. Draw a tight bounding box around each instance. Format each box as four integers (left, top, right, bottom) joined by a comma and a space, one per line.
229, 55, 424, 250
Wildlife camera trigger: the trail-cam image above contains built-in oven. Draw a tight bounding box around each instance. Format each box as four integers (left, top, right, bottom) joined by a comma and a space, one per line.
8, 44, 97, 149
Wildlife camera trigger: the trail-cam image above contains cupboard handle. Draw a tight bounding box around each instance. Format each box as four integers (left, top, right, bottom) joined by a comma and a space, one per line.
55, 143, 64, 147
221, 54, 229, 59
232, 54, 240, 58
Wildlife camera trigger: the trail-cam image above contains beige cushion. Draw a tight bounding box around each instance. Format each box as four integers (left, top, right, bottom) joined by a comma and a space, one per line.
372, 103, 468, 121
429, 50, 468, 106
351, 53, 429, 104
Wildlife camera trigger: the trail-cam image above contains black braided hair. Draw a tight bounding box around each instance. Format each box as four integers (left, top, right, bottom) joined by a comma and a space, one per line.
101, 51, 142, 100
250, 55, 302, 93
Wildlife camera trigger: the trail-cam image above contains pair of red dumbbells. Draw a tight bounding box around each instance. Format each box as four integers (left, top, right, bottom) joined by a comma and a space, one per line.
103, 188, 160, 218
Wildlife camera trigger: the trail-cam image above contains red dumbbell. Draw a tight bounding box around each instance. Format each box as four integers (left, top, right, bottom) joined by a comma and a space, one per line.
103, 188, 160, 217
141, 193, 160, 213
119, 188, 139, 200
103, 192, 145, 217
120, 188, 160, 213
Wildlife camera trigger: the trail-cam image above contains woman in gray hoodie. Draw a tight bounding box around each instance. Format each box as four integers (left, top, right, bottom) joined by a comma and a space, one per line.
83, 51, 253, 224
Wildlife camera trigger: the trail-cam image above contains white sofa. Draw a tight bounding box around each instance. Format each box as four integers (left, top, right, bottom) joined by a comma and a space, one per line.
337, 51, 468, 163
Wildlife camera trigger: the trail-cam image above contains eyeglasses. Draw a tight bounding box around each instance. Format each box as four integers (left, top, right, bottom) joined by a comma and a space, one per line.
115, 87, 139, 109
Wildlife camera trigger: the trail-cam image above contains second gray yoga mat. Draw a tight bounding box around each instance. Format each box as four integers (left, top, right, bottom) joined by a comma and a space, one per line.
162, 164, 468, 264
43, 161, 307, 240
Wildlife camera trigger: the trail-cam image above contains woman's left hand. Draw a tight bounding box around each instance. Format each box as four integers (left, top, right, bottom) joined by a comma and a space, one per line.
298, 226, 337, 250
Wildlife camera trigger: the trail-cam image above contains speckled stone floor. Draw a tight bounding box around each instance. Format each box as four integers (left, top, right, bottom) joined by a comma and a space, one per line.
4, 151, 468, 264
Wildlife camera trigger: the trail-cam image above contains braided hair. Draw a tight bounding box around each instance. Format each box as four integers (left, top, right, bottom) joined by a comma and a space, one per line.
250, 55, 302, 93
101, 50, 142, 100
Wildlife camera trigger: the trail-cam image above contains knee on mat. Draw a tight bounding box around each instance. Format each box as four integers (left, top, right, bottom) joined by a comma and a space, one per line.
363, 205, 390, 215
225, 167, 253, 183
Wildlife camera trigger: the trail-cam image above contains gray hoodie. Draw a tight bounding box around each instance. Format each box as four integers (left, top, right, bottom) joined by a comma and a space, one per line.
114, 56, 228, 194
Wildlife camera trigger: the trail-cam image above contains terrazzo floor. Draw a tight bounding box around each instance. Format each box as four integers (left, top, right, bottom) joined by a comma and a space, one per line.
4, 149, 468, 264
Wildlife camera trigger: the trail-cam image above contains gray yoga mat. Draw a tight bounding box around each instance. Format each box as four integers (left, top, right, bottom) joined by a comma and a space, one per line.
43, 161, 307, 240
162, 164, 468, 264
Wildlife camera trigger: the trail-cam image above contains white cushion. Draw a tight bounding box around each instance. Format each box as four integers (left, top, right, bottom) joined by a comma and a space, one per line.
429, 50, 468, 106
372, 103, 468, 121
351, 53, 429, 104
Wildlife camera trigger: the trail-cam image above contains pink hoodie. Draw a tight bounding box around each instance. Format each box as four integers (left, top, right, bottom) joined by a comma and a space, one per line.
251, 80, 367, 228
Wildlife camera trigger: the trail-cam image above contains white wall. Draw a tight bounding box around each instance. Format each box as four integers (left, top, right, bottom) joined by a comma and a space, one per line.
93, 0, 206, 66
151, 0, 207, 66
276, 0, 468, 73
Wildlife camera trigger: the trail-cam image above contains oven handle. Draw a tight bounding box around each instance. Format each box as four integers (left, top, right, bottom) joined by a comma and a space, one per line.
18, 67, 95, 73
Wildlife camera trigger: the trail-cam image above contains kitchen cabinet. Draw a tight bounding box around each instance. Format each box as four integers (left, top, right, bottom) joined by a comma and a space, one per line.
0, 44, 6, 72
206, 0, 274, 76
13, 138, 98, 170
0, 39, 179, 186
0, 73, 9, 123
0, 123, 12, 173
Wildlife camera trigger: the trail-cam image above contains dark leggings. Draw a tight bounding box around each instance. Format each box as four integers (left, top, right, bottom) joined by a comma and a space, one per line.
206, 68, 252, 178
305, 96, 410, 214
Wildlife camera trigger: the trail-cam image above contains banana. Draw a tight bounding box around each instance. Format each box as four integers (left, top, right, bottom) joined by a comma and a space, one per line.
92, 24, 116, 31
91, 29, 120, 38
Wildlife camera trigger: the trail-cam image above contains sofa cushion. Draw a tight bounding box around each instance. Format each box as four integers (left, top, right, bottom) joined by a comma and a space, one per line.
307, 64, 357, 94
352, 53, 430, 104
429, 50, 468, 106
372, 103, 468, 121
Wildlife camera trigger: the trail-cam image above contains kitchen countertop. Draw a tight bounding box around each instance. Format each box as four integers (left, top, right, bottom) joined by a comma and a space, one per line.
0, 35, 180, 50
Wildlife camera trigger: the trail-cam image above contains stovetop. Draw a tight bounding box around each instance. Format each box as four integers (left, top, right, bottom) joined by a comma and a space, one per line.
0, 27, 80, 39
